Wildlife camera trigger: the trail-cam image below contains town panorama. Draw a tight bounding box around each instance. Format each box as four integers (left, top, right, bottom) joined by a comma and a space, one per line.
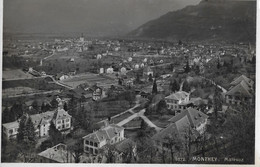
1, 0, 256, 165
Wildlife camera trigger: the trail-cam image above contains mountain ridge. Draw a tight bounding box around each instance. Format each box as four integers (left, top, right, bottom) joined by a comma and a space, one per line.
128, 0, 256, 43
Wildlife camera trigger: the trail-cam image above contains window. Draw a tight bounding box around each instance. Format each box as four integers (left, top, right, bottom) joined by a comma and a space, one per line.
58, 126, 61, 130
66, 124, 70, 128
57, 121, 61, 124
95, 149, 98, 154
90, 141, 93, 146
9, 129, 13, 134
94, 143, 98, 147
66, 119, 70, 122
85, 140, 89, 145
85, 146, 89, 151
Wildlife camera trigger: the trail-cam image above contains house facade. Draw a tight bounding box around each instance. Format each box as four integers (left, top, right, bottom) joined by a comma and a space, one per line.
52, 108, 72, 132
165, 91, 190, 111
82, 124, 125, 155
2, 121, 19, 139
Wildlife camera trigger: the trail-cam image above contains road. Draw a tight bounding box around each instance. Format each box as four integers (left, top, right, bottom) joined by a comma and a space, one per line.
200, 76, 227, 93
43, 49, 56, 60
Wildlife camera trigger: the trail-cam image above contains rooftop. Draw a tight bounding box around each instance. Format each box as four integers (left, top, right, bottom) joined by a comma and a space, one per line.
38, 143, 74, 163
2, 121, 19, 130
165, 91, 189, 101
226, 80, 253, 97
82, 124, 124, 143
168, 107, 208, 128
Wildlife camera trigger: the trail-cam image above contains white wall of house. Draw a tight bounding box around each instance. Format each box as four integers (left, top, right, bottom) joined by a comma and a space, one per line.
39, 123, 51, 137
55, 118, 71, 131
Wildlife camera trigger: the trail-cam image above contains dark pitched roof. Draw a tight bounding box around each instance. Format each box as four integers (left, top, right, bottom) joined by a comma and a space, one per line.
152, 123, 179, 142
226, 80, 252, 97
53, 108, 72, 121
168, 107, 208, 128
230, 75, 254, 87
30, 111, 55, 128
115, 138, 136, 153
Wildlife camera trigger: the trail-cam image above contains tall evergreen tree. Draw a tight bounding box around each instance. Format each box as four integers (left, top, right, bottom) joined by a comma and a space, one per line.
17, 115, 27, 142
48, 122, 63, 145
184, 61, 190, 73
63, 102, 68, 111
148, 74, 153, 82
213, 87, 223, 119
24, 117, 36, 143
152, 79, 158, 94
182, 80, 190, 92
217, 59, 221, 69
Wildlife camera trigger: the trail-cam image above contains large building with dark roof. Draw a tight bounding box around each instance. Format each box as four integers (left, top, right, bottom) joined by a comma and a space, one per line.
152, 107, 208, 150
225, 75, 254, 105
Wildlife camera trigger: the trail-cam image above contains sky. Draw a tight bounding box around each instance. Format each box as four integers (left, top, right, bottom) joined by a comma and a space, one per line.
3, 0, 200, 36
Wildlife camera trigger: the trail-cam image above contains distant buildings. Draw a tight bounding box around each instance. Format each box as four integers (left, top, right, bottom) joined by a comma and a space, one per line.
82, 124, 125, 155
143, 66, 153, 76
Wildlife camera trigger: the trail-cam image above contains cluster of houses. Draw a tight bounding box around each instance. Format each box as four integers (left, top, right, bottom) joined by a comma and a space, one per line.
2, 106, 72, 140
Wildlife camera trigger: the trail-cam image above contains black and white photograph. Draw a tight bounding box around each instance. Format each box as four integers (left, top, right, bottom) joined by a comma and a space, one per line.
1, 0, 258, 166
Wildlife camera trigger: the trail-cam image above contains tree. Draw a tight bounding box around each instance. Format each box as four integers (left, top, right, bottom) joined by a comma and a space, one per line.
135, 73, 141, 84
118, 78, 123, 85
184, 61, 190, 73
2, 107, 16, 123
164, 133, 182, 163
32, 100, 39, 112
217, 59, 221, 69
16, 116, 37, 162
152, 79, 158, 94
148, 73, 153, 82
222, 104, 255, 163
40, 139, 53, 151
157, 100, 167, 116
50, 97, 58, 108
63, 102, 68, 111
213, 87, 223, 119
48, 122, 63, 145
104, 145, 117, 163
170, 79, 180, 92
10, 102, 24, 120
68, 139, 84, 163
182, 80, 190, 92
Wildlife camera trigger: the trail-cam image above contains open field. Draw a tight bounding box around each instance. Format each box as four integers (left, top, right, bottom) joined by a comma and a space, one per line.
60, 73, 117, 88
2, 87, 38, 97
3, 69, 34, 80
146, 114, 173, 128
